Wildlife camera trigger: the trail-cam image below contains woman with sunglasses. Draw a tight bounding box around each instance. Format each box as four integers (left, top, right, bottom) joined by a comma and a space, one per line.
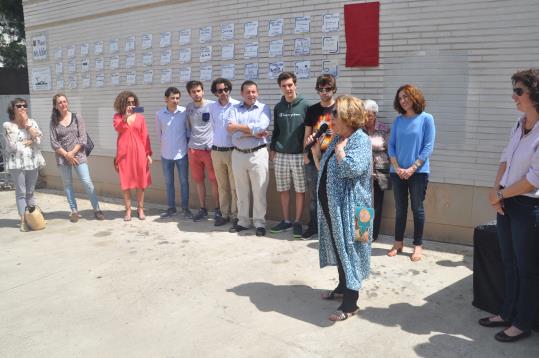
307, 95, 372, 322
478, 69, 539, 343
50, 93, 104, 222
3, 98, 46, 231
113, 91, 152, 221
387, 84, 435, 262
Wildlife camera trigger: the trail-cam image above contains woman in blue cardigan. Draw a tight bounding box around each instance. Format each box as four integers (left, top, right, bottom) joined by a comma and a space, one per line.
387, 84, 435, 262
308, 95, 372, 322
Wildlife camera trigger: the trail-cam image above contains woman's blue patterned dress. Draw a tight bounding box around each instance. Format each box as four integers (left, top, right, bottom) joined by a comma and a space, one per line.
317, 129, 373, 291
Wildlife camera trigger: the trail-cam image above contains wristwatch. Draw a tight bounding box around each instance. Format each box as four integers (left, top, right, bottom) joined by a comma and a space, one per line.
496, 190, 504, 200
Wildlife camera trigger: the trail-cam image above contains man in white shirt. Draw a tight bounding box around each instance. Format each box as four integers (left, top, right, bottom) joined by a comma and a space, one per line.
209, 78, 240, 227
156, 87, 192, 219
227, 80, 271, 236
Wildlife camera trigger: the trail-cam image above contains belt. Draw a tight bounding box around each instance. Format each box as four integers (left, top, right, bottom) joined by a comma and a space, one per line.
233, 144, 266, 154
211, 146, 233, 152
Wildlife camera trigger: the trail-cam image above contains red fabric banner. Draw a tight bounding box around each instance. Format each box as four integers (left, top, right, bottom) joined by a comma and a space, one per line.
344, 2, 380, 67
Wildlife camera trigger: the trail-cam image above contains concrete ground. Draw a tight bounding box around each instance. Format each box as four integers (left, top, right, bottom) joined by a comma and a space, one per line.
0, 190, 538, 358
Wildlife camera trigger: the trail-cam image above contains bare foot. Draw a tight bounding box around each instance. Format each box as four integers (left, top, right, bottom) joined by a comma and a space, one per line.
387, 242, 404, 257
410, 245, 422, 261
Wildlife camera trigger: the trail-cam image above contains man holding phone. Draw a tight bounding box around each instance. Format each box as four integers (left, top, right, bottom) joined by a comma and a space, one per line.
156, 86, 192, 219
185, 80, 220, 222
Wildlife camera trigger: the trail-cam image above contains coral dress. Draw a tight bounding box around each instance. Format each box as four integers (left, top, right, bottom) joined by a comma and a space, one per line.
113, 113, 152, 190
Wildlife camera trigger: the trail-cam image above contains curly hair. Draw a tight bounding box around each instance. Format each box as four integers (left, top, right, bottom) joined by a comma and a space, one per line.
211, 78, 233, 94
511, 68, 539, 113
7, 97, 27, 121
334, 95, 366, 130
114, 91, 139, 114
393, 84, 426, 115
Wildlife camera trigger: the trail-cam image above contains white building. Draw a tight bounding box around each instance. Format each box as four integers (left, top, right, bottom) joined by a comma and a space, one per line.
22, 0, 539, 243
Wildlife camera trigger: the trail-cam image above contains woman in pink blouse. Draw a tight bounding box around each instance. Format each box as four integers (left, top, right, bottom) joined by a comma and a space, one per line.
113, 91, 152, 221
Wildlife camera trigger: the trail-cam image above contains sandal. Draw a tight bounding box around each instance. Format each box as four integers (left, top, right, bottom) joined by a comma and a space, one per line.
329, 309, 359, 322
321, 290, 344, 300
137, 207, 146, 220
69, 212, 79, 223
387, 243, 403, 257
124, 209, 132, 222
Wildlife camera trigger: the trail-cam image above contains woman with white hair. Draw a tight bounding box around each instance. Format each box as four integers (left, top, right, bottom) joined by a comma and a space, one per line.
364, 99, 390, 241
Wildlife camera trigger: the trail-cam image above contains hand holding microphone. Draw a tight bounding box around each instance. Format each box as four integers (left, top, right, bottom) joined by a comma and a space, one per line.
304, 123, 329, 153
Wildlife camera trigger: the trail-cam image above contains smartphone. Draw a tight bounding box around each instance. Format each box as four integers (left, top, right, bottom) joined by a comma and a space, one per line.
133, 106, 144, 113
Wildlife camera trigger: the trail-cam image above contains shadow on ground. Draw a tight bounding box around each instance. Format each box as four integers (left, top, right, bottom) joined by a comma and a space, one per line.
227, 282, 335, 328
359, 275, 539, 357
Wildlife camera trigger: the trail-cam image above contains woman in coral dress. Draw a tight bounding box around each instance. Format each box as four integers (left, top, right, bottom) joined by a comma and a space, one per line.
113, 91, 152, 221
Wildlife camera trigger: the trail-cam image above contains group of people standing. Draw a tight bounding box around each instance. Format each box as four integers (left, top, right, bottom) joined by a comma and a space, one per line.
4, 68, 536, 332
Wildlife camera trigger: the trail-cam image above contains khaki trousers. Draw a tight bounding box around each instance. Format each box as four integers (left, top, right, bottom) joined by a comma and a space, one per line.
231, 147, 269, 228
210, 150, 237, 218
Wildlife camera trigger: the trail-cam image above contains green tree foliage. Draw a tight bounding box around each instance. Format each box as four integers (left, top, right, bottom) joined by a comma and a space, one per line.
0, 0, 26, 69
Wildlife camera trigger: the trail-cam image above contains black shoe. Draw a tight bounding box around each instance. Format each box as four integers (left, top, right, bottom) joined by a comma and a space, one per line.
256, 227, 266, 237
270, 220, 292, 233
292, 222, 303, 238
478, 317, 512, 328
193, 208, 208, 222
159, 208, 177, 219
214, 215, 229, 227
231, 218, 239, 228
301, 226, 317, 240
181, 208, 193, 219
229, 224, 248, 233
214, 208, 222, 219
494, 329, 531, 343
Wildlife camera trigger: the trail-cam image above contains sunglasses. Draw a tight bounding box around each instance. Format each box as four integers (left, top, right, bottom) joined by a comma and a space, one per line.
216, 88, 230, 94
15, 104, 28, 109
316, 87, 333, 93
513, 87, 526, 96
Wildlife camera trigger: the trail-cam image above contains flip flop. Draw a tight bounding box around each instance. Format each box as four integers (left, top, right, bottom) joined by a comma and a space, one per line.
329, 309, 359, 322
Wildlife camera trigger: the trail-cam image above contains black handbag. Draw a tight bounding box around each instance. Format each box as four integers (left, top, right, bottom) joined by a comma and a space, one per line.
74, 113, 94, 156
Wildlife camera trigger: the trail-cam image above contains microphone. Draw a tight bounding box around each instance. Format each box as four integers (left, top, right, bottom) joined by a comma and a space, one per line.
304, 123, 329, 153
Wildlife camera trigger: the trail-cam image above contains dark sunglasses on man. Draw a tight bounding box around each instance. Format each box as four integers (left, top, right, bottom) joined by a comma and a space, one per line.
216, 88, 230, 94
316, 87, 333, 93
16, 104, 28, 108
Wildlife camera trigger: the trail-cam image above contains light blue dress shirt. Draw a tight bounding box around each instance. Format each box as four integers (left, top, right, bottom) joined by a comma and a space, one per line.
229, 100, 271, 150
156, 106, 188, 160
209, 98, 240, 147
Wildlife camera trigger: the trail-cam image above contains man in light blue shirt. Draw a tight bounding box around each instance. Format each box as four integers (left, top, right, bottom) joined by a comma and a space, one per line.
156, 87, 192, 219
227, 80, 271, 236
209, 78, 240, 228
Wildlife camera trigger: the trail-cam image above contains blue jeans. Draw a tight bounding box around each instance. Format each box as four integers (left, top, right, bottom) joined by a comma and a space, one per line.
161, 156, 189, 210
58, 163, 100, 211
496, 195, 539, 331
391, 173, 428, 246
10, 168, 39, 216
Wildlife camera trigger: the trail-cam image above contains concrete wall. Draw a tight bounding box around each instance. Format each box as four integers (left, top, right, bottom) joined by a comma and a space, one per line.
23, 0, 539, 244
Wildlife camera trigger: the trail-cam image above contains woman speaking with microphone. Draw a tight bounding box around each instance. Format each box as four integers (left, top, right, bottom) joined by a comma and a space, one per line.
307, 95, 373, 322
